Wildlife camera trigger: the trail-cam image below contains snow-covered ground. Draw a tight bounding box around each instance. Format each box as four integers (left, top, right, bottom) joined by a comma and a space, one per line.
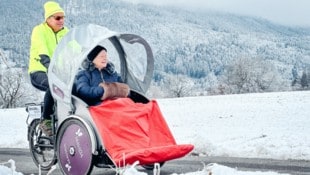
0, 91, 309, 174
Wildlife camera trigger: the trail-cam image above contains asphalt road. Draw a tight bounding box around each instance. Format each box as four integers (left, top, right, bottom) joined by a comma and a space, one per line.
0, 148, 309, 175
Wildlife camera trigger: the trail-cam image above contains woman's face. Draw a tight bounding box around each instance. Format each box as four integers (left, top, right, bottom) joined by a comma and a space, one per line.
93, 50, 108, 70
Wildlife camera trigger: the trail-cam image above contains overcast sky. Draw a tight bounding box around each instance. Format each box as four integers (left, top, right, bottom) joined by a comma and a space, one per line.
124, 0, 310, 27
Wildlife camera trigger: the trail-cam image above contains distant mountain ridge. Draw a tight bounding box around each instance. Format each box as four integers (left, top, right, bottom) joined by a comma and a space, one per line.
1, 0, 310, 92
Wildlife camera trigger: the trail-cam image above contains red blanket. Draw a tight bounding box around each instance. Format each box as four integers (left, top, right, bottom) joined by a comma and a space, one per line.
89, 98, 194, 167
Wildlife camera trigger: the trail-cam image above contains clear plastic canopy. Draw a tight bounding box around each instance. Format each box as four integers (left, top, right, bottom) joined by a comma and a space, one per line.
48, 24, 154, 105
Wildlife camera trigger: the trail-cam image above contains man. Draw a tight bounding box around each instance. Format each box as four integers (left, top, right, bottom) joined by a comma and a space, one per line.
28, 1, 69, 136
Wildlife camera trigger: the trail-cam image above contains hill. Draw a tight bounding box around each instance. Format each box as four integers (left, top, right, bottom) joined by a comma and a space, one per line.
1, 0, 310, 95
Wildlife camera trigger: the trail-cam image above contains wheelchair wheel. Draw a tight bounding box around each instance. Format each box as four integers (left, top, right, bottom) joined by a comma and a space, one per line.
28, 119, 57, 170
142, 162, 165, 170
56, 118, 94, 175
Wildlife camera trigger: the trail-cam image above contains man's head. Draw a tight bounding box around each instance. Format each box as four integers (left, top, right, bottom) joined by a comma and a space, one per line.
44, 1, 65, 32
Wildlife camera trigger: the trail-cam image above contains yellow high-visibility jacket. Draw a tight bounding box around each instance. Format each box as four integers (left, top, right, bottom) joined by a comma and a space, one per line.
28, 22, 69, 73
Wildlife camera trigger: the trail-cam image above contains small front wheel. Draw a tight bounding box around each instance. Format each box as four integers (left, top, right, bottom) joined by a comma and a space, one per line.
28, 119, 57, 170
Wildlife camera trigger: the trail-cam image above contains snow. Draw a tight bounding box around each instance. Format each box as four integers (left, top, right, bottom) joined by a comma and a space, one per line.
0, 90, 309, 174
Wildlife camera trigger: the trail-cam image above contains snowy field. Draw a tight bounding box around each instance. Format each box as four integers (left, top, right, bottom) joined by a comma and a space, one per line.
0, 90, 309, 174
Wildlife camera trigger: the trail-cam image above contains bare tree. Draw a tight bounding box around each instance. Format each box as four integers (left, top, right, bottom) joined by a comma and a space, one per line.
0, 69, 26, 108
0, 49, 10, 68
162, 74, 194, 98
1, 49, 26, 108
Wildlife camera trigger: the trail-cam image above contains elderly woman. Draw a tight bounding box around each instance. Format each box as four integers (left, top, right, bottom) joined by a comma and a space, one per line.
74, 45, 130, 106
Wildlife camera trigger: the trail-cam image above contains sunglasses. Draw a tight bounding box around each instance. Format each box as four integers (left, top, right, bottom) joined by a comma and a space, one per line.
51, 15, 65, 21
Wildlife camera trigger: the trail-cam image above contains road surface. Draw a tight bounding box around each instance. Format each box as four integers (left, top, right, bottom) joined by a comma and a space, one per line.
0, 148, 309, 175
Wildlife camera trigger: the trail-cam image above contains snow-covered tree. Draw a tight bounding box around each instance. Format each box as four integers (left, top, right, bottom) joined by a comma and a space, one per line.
223, 56, 284, 94
1, 0, 310, 97
291, 65, 298, 86
300, 71, 309, 89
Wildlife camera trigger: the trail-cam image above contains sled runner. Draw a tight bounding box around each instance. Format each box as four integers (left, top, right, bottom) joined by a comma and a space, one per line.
26, 24, 194, 174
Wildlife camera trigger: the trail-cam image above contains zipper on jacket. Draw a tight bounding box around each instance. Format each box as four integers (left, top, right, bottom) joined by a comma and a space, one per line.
54, 32, 58, 44
54, 27, 64, 44
100, 70, 105, 83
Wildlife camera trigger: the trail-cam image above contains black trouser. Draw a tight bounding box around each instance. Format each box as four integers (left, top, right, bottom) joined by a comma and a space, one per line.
30, 71, 54, 120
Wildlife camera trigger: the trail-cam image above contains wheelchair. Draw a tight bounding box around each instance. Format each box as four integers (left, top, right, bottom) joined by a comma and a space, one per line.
26, 24, 193, 174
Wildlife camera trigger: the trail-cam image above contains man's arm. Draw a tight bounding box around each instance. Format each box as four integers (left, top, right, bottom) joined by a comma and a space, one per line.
39, 54, 50, 69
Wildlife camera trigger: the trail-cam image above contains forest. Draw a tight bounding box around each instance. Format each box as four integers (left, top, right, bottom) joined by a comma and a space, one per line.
1, 0, 310, 108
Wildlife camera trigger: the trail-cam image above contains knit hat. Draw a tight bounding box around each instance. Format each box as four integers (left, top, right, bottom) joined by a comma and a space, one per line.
87, 46, 107, 61
44, 1, 65, 21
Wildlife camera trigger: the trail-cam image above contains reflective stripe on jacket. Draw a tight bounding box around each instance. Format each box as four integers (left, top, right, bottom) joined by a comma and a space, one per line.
28, 22, 68, 73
